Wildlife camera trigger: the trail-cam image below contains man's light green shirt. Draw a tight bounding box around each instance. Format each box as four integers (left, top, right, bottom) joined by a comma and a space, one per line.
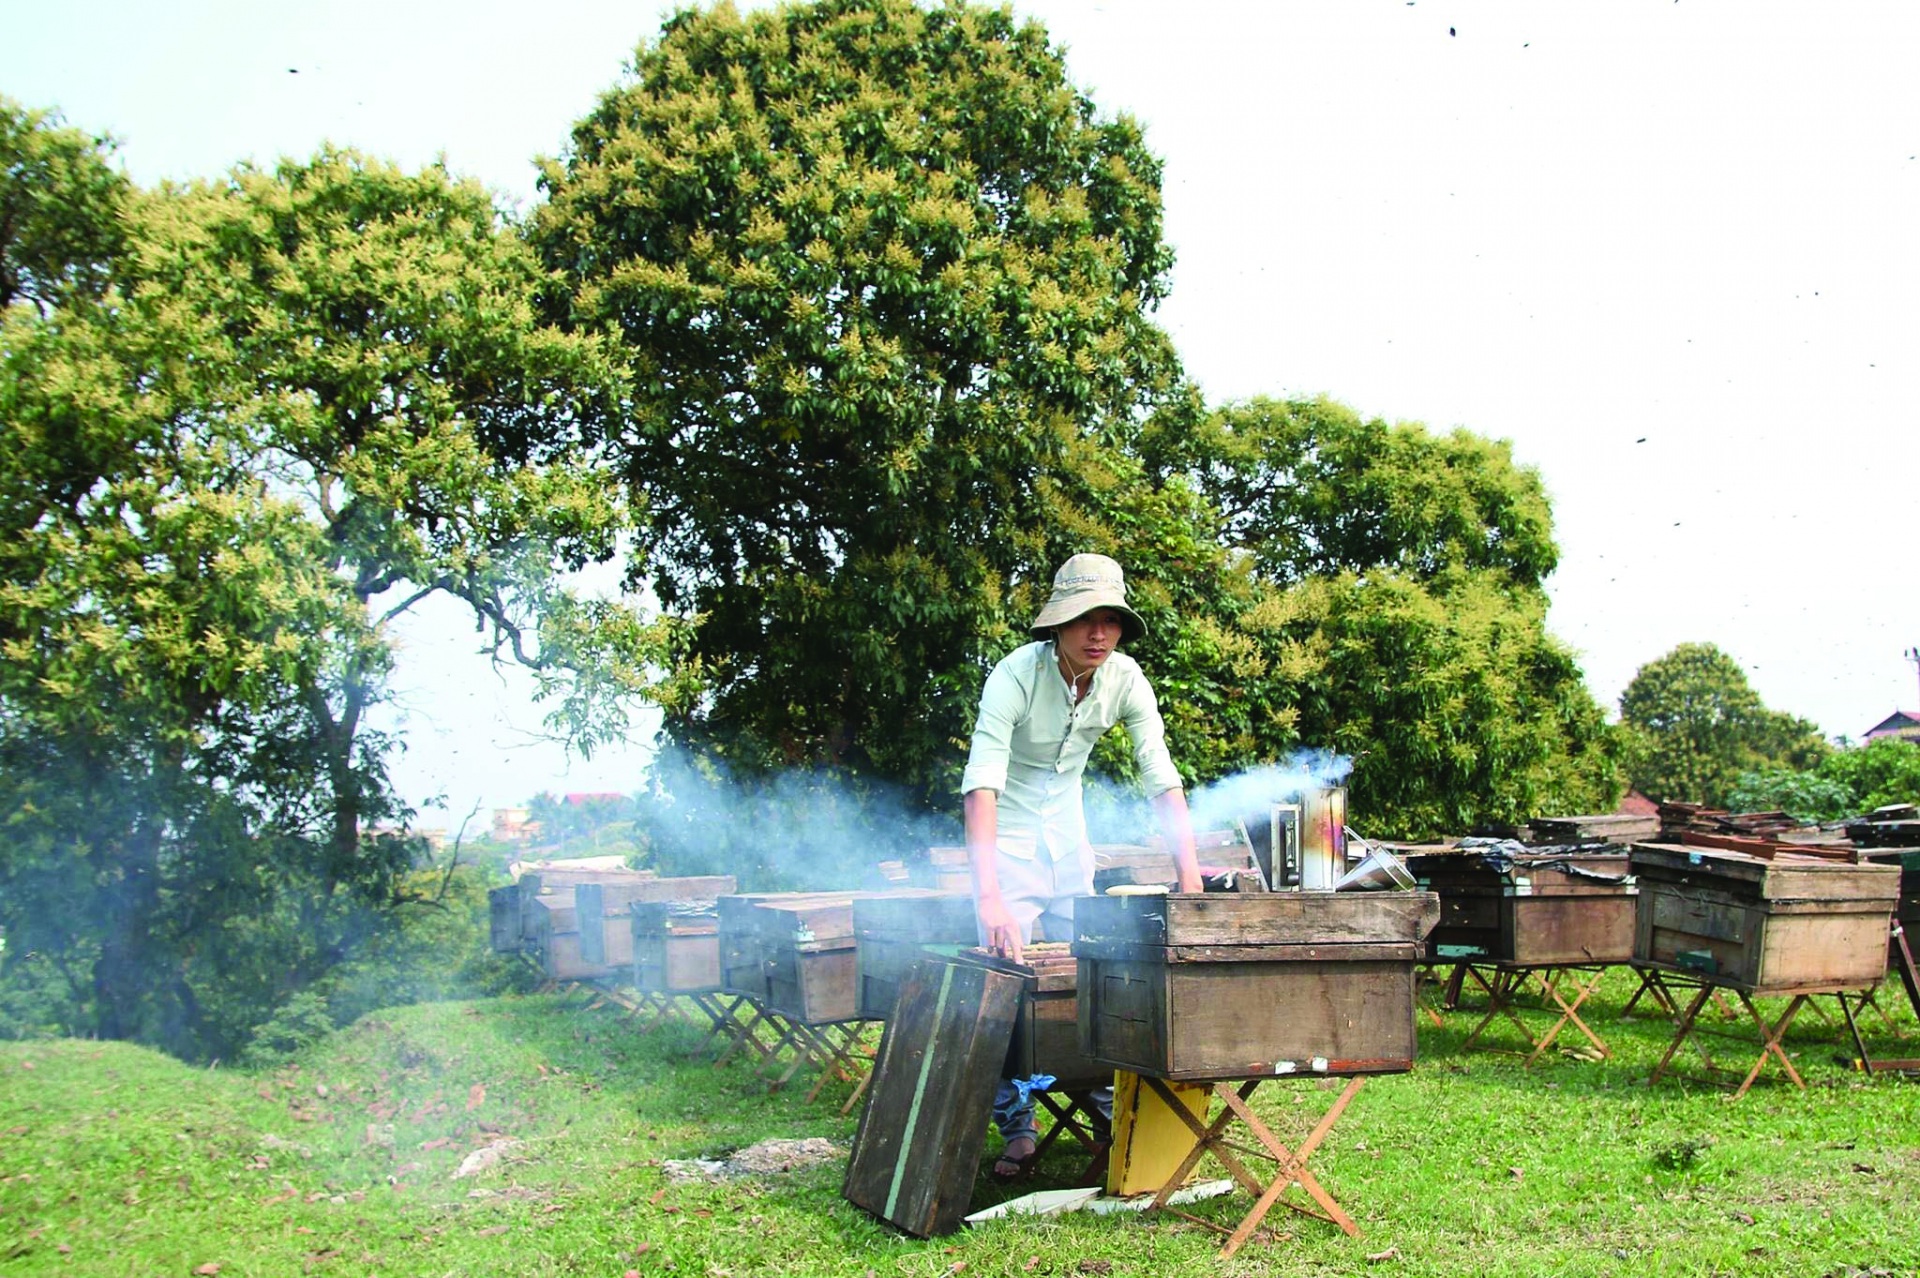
959, 641, 1183, 863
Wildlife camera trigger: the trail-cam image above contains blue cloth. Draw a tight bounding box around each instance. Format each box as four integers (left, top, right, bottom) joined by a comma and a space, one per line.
993, 1077, 1112, 1145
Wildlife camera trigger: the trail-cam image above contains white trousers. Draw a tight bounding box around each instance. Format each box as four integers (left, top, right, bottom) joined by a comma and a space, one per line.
976, 843, 1095, 947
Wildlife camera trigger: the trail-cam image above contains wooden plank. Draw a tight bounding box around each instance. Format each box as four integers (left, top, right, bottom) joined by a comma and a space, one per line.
951, 945, 1109, 1089
520, 885, 577, 946
577, 883, 635, 968
488, 885, 521, 953
1106, 1070, 1209, 1196
843, 958, 1023, 1237
1529, 813, 1661, 842
857, 937, 967, 1021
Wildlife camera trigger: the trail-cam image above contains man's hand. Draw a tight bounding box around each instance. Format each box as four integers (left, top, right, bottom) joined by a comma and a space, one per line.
976, 894, 1024, 965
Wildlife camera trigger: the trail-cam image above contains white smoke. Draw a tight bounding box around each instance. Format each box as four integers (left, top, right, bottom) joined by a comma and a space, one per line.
638, 745, 957, 889
1185, 751, 1353, 836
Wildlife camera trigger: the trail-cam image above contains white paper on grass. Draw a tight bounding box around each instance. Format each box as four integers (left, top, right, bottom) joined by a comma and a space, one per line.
963, 1188, 1101, 1223
963, 1179, 1235, 1225
1085, 1179, 1235, 1214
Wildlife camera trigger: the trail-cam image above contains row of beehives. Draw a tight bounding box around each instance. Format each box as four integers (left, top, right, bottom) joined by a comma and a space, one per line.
487, 831, 1263, 994
485, 832, 1446, 1082
1404, 837, 1914, 994
487, 835, 1916, 1081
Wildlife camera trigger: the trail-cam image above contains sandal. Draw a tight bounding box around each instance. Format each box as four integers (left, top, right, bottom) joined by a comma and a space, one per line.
990, 1136, 1039, 1183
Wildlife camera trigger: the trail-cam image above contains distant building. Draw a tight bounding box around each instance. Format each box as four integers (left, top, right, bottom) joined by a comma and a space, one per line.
1864, 711, 1920, 745
492, 807, 538, 843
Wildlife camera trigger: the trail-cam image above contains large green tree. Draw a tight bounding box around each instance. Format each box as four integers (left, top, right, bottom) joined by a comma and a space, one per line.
534, 2, 1619, 855
1139, 397, 1619, 838
0, 121, 652, 1056
1619, 641, 1829, 807
534, 0, 1183, 811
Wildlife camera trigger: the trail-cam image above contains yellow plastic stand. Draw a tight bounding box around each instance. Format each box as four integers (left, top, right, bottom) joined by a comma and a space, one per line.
1106, 1069, 1209, 1195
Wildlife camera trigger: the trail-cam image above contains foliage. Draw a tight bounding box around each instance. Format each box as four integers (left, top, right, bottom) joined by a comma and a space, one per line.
237, 990, 339, 1065
525, 790, 646, 858
1729, 736, 1920, 822
1726, 766, 1857, 823
0, 946, 73, 1042
1160, 395, 1559, 589
534, 0, 1184, 809
1235, 570, 1621, 838
282, 860, 539, 1052
6, 0, 1639, 1039
0, 116, 653, 1060
1817, 735, 1920, 812
1619, 642, 1830, 807
0, 97, 128, 313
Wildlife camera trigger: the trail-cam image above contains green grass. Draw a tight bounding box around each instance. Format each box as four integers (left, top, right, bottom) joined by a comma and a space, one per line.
3, 971, 1918, 1277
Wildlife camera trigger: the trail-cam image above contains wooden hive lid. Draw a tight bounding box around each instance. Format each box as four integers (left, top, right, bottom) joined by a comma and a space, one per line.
1629, 842, 1900, 902
1074, 890, 1440, 948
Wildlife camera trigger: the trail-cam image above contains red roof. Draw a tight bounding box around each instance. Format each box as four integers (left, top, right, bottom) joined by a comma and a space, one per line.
1865, 710, 1920, 738
1615, 789, 1659, 817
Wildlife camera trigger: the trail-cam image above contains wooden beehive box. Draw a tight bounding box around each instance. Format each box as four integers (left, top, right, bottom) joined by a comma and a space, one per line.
527, 890, 612, 981
717, 893, 801, 1001
953, 943, 1111, 1090
910, 846, 973, 895
632, 902, 723, 994
516, 867, 654, 945
853, 892, 979, 1019
1072, 891, 1440, 1081
578, 875, 738, 967
717, 892, 870, 1020
1869, 852, 1920, 934
1407, 850, 1637, 965
1629, 843, 1899, 992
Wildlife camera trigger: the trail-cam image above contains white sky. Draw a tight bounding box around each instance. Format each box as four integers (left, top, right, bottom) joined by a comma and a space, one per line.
5, 1, 1916, 828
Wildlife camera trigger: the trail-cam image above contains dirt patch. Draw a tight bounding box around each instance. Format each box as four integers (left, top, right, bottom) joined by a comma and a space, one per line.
661, 1137, 844, 1183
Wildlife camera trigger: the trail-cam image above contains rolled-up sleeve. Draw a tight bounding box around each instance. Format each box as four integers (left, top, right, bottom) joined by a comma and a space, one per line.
1122, 674, 1184, 797
959, 655, 1026, 796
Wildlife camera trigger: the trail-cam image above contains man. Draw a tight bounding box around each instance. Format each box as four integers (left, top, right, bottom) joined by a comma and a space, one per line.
960, 552, 1202, 1179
